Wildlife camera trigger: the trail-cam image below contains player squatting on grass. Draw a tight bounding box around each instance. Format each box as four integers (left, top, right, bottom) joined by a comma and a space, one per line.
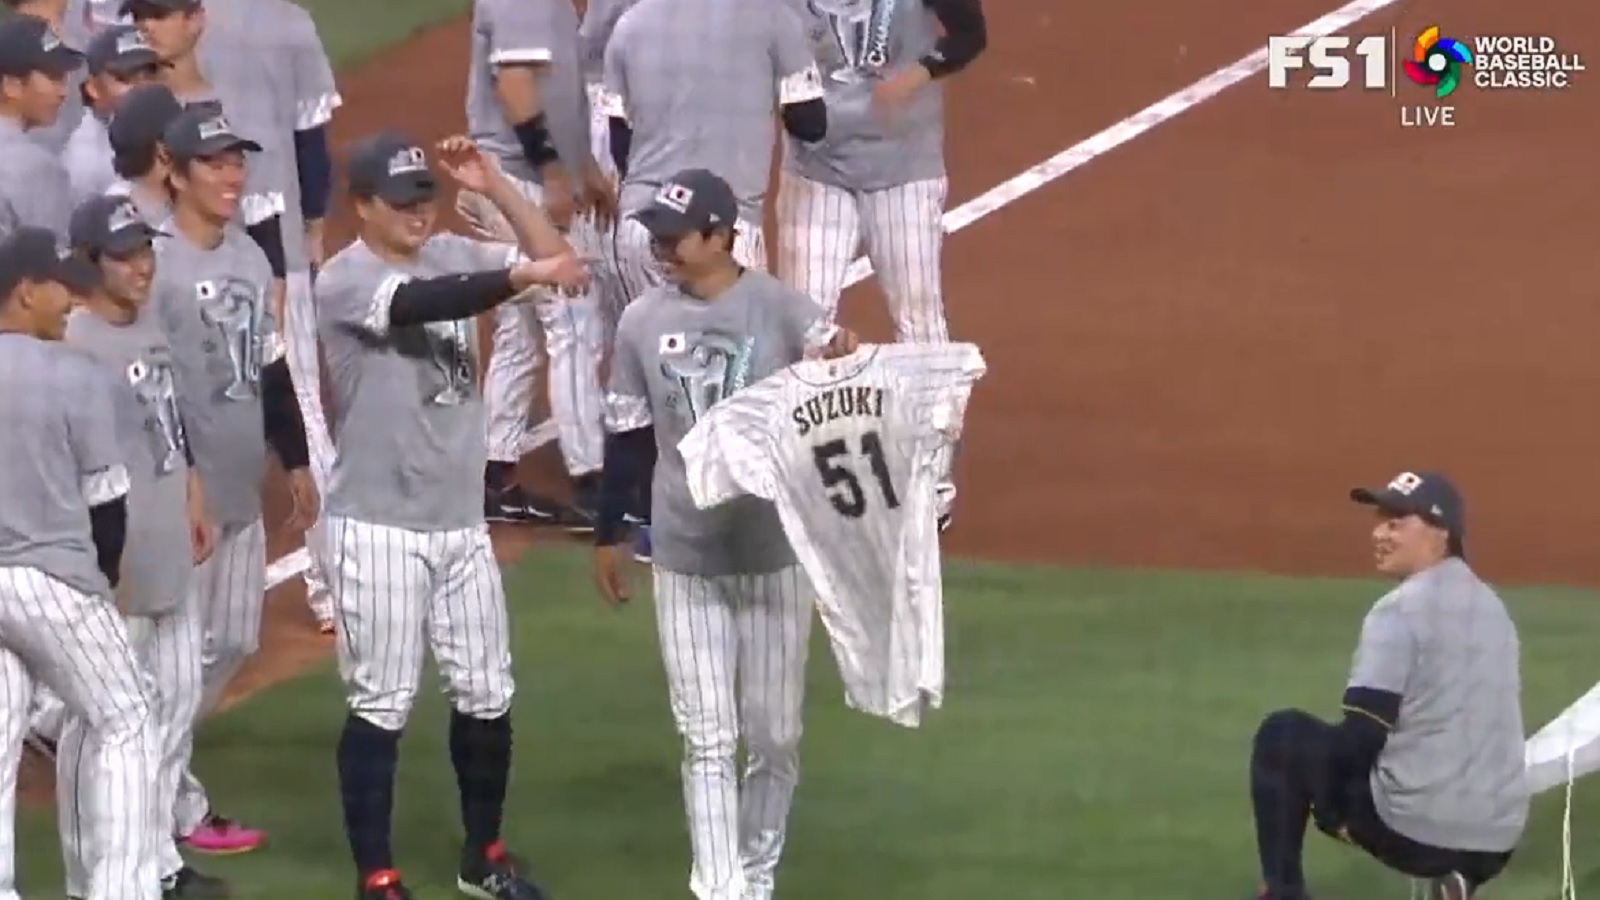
1248, 471, 1529, 900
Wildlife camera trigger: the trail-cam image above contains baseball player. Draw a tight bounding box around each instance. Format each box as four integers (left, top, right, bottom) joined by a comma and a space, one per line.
0, 225, 162, 900
126, 0, 342, 629
592, 169, 857, 900
105, 84, 179, 221
62, 23, 161, 207
0, 11, 83, 235
1249, 472, 1525, 900
316, 132, 585, 900
3, 0, 100, 152
601, 0, 826, 299
576, 0, 633, 327
59, 193, 232, 899
462, 0, 617, 529
677, 341, 986, 726
148, 103, 317, 856
774, 0, 986, 344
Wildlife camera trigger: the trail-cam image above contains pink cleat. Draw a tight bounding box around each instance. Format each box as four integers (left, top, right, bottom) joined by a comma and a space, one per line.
180, 814, 265, 854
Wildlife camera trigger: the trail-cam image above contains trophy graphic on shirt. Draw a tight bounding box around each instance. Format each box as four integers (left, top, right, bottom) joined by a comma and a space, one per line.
811, 0, 897, 84
425, 320, 475, 406
196, 277, 264, 401
127, 352, 187, 476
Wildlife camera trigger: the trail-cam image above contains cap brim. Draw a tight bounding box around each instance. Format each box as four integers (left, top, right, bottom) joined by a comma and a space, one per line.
39, 47, 86, 77
373, 173, 437, 207
1350, 487, 1444, 524
185, 134, 263, 158
101, 51, 162, 78
101, 223, 166, 256
53, 255, 102, 296
631, 205, 697, 240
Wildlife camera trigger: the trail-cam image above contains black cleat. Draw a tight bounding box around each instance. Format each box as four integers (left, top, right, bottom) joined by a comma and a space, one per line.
162, 866, 230, 899
359, 870, 414, 900
485, 485, 562, 524
457, 844, 549, 900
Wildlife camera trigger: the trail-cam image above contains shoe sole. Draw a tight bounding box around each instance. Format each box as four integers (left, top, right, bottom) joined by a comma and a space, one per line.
455, 878, 496, 900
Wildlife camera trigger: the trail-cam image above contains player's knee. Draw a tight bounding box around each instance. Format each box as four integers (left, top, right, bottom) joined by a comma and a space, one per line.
447, 679, 514, 722
347, 686, 420, 732
349, 707, 409, 733
95, 689, 156, 749
677, 715, 739, 762
742, 715, 803, 761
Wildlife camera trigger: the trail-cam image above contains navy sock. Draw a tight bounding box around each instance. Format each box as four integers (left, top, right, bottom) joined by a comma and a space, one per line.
337, 714, 401, 876
485, 461, 514, 491
449, 710, 512, 854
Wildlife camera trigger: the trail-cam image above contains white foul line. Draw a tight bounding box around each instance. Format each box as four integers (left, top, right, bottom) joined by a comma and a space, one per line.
264, 0, 1403, 592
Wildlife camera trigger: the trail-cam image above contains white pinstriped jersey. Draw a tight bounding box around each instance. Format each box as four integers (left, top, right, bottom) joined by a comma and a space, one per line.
679, 342, 986, 726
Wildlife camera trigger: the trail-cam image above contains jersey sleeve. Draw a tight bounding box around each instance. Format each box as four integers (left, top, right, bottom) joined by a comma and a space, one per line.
599, 25, 630, 121
284, 8, 341, 130
1347, 598, 1415, 694
62, 355, 130, 505
888, 343, 987, 442
679, 384, 784, 506
771, 3, 825, 106
773, 282, 834, 358
604, 305, 652, 431
483, 0, 559, 66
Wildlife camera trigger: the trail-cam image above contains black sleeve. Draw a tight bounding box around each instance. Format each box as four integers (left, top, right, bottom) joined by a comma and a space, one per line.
88, 496, 128, 587
608, 117, 632, 179
596, 426, 655, 546
780, 98, 827, 143
294, 125, 332, 221
386, 270, 520, 328
921, 0, 987, 78
245, 215, 288, 279
1327, 686, 1401, 784
260, 357, 310, 471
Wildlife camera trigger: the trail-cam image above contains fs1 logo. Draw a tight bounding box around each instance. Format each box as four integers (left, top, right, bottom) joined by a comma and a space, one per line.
1267, 34, 1388, 89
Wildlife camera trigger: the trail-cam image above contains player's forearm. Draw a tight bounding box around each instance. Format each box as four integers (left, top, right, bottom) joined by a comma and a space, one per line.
260, 357, 311, 471
294, 125, 332, 222
921, 0, 987, 78
607, 117, 631, 178
88, 495, 128, 588
386, 270, 522, 327
596, 426, 655, 546
481, 173, 573, 260
496, 67, 562, 174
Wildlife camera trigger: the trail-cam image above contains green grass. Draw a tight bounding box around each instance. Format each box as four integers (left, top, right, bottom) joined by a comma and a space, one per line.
15, 553, 1600, 899
296, 0, 472, 67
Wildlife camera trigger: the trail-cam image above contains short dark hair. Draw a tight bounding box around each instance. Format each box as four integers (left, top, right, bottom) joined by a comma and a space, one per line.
113, 142, 158, 179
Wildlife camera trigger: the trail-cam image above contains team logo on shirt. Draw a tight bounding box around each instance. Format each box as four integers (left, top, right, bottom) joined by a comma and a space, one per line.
809, 0, 897, 82
422, 319, 476, 406
126, 349, 187, 476
194, 276, 267, 401
660, 331, 755, 424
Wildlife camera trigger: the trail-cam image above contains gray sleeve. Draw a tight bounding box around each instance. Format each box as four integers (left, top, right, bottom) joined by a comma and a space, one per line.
434, 232, 521, 271
775, 283, 833, 357
578, 0, 627, 74
285, 8, 341, 130
63, 357, 126, 482
484, 0, 558, 66
603, 306, 652, 431
771, 4, 825, 105
600, 23, 629, 120
1347, 600, 1416, 694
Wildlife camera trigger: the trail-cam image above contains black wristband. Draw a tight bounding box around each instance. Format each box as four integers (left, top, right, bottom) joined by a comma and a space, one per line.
513, 114, 561, 169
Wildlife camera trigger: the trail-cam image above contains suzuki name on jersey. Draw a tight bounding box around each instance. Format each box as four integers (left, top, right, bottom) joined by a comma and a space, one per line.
792, 385, 886, 436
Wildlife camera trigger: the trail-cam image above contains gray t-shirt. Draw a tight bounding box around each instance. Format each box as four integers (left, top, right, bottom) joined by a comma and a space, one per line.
65, 307, 193, 617
606, 271, 830, 575
781, 0, 946, 192
466, 0, 592, 186
148, 222, 277, 528
602, 0, 822, 222
1349, 557, 1528, 852
0, 115, 73, 236
24, 1, 92, 153
0, 332, 124, 598
317, 233, 517, 531
63, 112, 116, 211
577, 0, 639, 80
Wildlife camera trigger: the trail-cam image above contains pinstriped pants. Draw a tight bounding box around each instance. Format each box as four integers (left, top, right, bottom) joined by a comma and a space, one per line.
652, 566, 813, 900
0, 567, 159, 900
775, 172, 951, 344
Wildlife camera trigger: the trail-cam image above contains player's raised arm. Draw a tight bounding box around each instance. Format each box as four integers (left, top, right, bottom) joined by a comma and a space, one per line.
476, 0, 577, 223
437, 135, 573, 263
770, 3, 827, 142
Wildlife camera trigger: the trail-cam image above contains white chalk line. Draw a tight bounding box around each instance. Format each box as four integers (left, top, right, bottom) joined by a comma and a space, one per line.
264, 0, 1403, 592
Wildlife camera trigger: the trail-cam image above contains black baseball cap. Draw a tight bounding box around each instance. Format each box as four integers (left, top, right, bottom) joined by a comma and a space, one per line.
161, 104, 261, 161
119, 0, 202, 18
631, 169, 738, 241
84, 24, 159, 78
0, 14, 85, 78
1351, 470, 1466, 553
69, 194, 166, 257
0, 227, 99, 298
344, 131, 437, 206
107, 82, 183, 154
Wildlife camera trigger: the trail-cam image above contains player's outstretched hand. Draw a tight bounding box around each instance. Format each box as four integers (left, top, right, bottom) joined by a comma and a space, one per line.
186, 471, 217, 565
593, 545, 630, 607
435, 135, 499, 195
511, 253, 591, 293
579, 159, 618, 230
818, 325, 860, 359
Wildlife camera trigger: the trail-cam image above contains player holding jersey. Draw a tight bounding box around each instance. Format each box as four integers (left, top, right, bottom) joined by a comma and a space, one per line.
317, 132, 586, 900
600, 0, 827, 298
775, 0, 985, 343
0, 225, 161, 900
62, 24, 161, 207
678, 342, 985, 727
60, 193, 232, 899
592, 169, 857, 900
150, 104, 317, 857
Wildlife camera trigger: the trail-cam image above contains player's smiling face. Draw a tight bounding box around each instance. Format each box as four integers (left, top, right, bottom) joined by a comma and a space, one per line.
1369, 511, 1446, 576
358, 196, 437, 254
171, 150, 247, 223
99, 244, 156, 306
2, 70, 69, 129
14, 278, 74, 341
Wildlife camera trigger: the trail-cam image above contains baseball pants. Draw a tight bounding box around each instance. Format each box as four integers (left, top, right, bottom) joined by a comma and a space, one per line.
60, 598, 203, 893
651, 565, 813, 900
0, 567, 160, 900
321, 516, 514, 730
284, 268, 336, 625
457, 178, 607, 479
612, 217, 767, 306
585, 81, 627, 343
775, 173, 950, 344
173, 519, 267, 836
